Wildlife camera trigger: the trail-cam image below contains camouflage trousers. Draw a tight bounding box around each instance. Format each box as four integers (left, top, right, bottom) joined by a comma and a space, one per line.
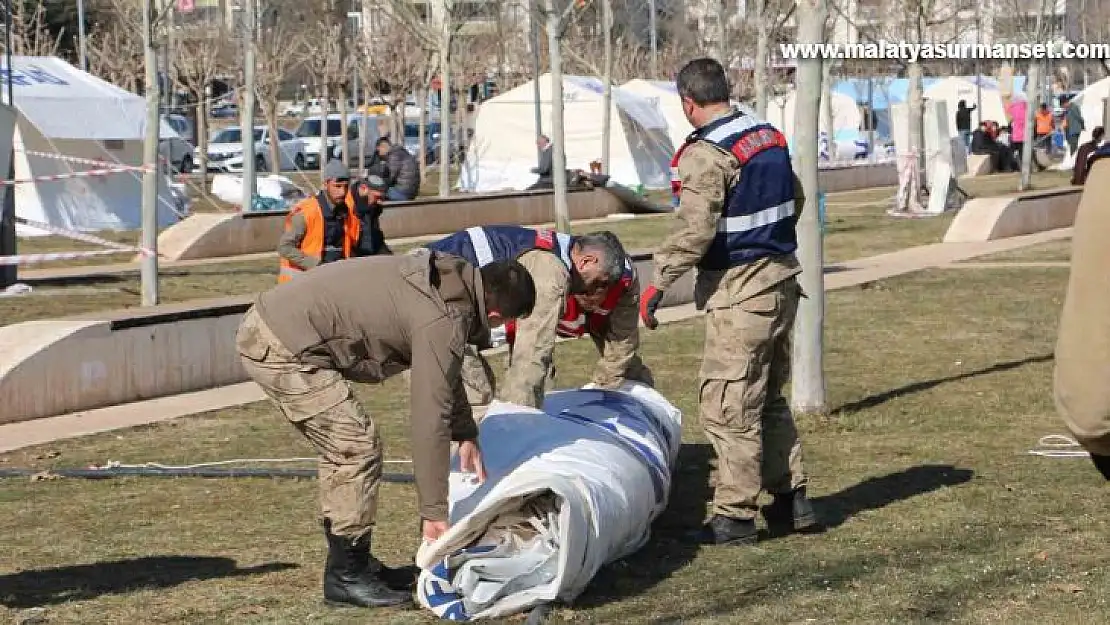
699, 278, 807, 521
236, 307, 382, 541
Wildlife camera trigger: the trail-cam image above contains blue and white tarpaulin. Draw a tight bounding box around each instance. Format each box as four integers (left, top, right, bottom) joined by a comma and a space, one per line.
415, 383, 683, 621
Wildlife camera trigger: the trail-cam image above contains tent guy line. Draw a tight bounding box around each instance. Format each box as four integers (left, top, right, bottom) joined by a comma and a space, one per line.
2, 165, 153, 186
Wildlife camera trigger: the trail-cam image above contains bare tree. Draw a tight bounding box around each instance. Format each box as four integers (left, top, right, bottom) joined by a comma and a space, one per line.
254, 2, 308, 173
358, 15, 438, 182
302, 7, 346, 177
752, 0, 797, 118
173, 25, 229, 181
86, 0, 144, 91
1, 0, 64, 56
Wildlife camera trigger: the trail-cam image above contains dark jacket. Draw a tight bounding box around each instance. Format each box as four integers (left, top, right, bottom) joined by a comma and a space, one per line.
254, 250, 487, 521
955, 104, 976, 132
386, 145, 420, 199
532, 145, 553, 185
349, 179, 390, 255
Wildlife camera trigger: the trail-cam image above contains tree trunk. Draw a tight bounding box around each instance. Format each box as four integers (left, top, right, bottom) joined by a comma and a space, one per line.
267, 103, 282, 175
1020, 62, 1041, 191
197, 98, 209, 185
320, 85, 330, 180
601, 0, 612, 174
820, 58, 834, 160
754, 0, 769, 118
544, 0, 570, 233
339, 83, 350, 169
439, 37, 452, 197
790, 0, 827, 413
907, 61, 925, 199
418, 88, 428, 185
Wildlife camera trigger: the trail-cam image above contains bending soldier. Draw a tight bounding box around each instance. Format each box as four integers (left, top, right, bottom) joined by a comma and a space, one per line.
425, 225, 652, 411
236, 250, 536, 608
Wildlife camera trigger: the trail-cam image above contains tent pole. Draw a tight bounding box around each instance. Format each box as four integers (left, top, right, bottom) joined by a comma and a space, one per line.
1, 0, 17, 290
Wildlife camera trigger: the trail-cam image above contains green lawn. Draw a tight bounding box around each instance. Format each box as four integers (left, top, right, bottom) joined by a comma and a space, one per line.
3, 263, 1104, 624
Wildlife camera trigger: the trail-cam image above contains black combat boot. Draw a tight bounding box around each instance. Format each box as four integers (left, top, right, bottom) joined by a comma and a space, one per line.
692, 514, 759, 545
367, 554, 420, 592
322, 520, 413, 608
1090, 455, 1110, 480
762, 487, 824, 536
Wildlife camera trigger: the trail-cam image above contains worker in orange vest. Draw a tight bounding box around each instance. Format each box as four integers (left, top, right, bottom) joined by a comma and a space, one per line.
1035, 103, 1054, 141
278, 160, 387, 283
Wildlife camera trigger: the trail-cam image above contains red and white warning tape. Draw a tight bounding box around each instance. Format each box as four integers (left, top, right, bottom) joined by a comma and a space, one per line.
0, 248, 137, 266
16, 148, 149, 170
0, 216, 155, 266
1, 166, 153, 186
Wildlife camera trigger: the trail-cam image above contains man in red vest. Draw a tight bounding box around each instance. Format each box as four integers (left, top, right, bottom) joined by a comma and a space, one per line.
425, 227, 652, 411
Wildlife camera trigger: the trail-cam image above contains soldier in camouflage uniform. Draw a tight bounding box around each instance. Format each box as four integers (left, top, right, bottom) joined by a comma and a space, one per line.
426, 226, 651, 413
640, 58, 821, 545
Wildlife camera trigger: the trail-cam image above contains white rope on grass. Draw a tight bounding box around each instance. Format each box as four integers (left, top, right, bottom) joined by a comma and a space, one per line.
1027, 434, 1090, 458
96, 457, 414, 470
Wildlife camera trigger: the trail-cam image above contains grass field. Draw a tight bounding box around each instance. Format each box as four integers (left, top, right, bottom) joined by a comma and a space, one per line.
3, 262, 1105, 624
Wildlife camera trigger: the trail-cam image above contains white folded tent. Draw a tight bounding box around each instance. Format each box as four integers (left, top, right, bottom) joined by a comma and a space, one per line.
458, 74, 674, 192
3, 55, 180, 236
416, 383, 683, 620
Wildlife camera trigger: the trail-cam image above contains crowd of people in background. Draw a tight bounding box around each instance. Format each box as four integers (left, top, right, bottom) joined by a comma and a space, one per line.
956, 94, 1106, 183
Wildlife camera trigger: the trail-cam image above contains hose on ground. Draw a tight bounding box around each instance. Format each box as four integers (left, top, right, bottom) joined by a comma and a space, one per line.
0, 466, 414, 482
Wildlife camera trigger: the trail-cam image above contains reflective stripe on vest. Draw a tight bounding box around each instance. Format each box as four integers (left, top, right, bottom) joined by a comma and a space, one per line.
677, 112, 797, 271
465, 226, 497, 267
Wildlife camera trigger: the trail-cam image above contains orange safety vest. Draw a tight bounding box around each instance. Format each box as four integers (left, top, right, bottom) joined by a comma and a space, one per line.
277, 192, 361, 283
504, 257, 635, 343
1036, 111, 1053, 135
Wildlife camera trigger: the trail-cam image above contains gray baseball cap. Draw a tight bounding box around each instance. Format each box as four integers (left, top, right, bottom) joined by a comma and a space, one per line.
323, 159, 350, 181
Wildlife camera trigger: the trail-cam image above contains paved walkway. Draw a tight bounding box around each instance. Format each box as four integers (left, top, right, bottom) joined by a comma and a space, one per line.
0, 227, 1073, 454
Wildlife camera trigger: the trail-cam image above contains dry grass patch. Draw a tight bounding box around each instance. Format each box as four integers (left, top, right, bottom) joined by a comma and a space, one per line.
966, 238, 1073, 264
3, 264, 1106, 624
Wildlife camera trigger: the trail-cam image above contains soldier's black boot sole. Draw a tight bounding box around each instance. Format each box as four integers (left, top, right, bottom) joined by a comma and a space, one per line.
689, 515, 759, 545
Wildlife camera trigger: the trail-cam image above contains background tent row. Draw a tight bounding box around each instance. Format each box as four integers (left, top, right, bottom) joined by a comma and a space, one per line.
2, 55, 180, 236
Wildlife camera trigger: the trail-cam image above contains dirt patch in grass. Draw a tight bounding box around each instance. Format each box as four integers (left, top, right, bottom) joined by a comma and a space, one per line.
4, 264, 1105, 624
966, 238, 1073, 263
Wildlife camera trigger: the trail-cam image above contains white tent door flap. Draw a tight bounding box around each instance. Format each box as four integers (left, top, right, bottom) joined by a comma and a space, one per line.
415, 383, 683, 621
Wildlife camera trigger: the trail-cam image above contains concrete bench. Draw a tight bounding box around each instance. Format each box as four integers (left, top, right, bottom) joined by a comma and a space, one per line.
0, 252, 694, 425
943, 186, 1083, 243
157, 186, 627, 261
818, 163, 898, 193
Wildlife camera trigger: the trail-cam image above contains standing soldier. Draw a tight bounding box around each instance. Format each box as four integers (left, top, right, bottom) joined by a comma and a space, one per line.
236, 250, 536, 608
639, 58, 820, 545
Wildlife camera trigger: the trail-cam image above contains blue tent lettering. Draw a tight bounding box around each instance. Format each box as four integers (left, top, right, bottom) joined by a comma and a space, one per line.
0, 65, 69, 88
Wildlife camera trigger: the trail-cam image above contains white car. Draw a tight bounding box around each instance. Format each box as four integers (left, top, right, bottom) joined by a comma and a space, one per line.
200, 125, 307, 173
295, 114, 378, 168
159, 114, 196, 173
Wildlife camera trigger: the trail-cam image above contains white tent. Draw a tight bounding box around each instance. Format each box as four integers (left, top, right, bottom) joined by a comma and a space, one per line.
765, 89, 863, 142
619, 79, 694, 153
2, 55, 180, 237
1066, 76, 1110, 147
923, 77, 1011, 139
459, 74, 673, 192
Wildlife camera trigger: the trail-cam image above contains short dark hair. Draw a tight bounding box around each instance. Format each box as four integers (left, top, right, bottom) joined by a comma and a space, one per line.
1094, 127, 1106, 142
573, 230, 627, 284
480, 259, 536, 319
676, 58, 731, 106
376, 137, 391, 148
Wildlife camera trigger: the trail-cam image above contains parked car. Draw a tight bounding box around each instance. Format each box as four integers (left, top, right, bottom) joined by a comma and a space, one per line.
210, 103, 238, 118
200, 125, 307, 173
159, 114, 196, 173
295, 113, 380, 168
403, 121, 460, 164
